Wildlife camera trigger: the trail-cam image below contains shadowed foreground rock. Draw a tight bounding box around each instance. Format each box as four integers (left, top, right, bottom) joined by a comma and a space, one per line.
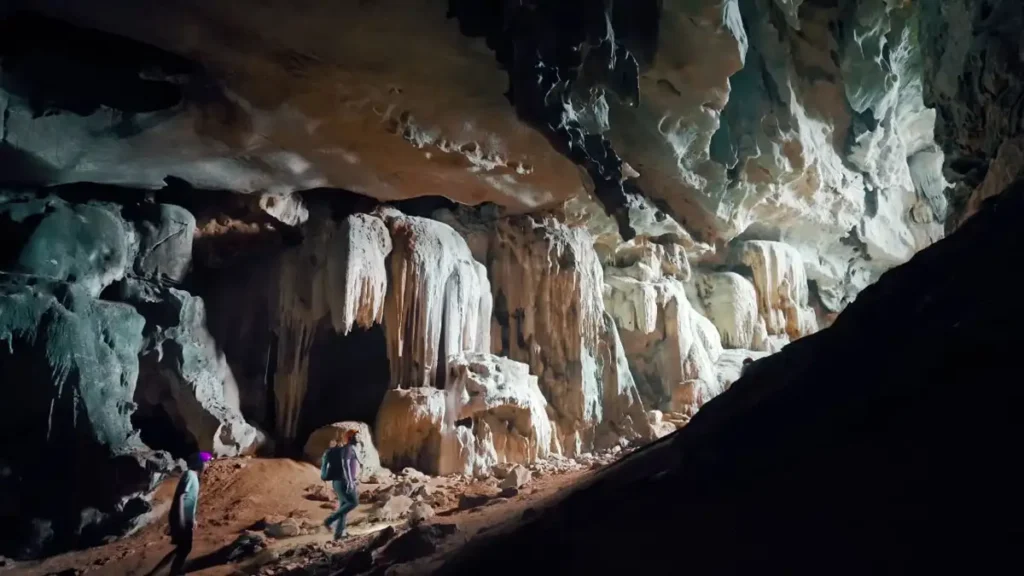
434, 183, 1024, 575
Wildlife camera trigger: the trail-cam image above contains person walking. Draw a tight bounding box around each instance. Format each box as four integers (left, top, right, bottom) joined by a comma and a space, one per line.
321, 432, 360, 540
149, 451, 212, 575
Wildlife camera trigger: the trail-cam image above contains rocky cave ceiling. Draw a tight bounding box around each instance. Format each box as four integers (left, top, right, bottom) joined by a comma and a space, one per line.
0, 0, 954, 312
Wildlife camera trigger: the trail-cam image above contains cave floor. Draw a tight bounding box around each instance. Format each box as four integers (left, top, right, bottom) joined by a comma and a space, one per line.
12, 457, 597, 576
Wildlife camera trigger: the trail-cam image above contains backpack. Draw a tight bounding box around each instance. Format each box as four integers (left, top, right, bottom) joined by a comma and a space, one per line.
323, 447, 345, 481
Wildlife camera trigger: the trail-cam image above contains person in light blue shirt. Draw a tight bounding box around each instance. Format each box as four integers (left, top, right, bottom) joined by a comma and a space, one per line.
149, 451, 210, 576
321, 432, 361, 540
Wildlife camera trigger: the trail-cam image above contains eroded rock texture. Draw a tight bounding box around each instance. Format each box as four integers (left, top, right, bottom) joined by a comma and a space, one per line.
920, 0, 1024, 226
489, 216, 653, 454
376, 352, 553, 477
0, 195, 240, 556
435, 179, 1024, 576
0, 5, 587, 210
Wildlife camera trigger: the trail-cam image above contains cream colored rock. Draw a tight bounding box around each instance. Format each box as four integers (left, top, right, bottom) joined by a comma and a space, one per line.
489, 216, 654, 454
381, 210, 492, 389
440, 352, 554, 477
328, 213, 392, 335
604, 270, 723, 415
737, 241, 818, 340
646, 410, 664, 426
371, 495, 414, 523
562, 191, 715, 265
597, 0, 943, 315
696, 272, 768, 350
499, 465, 532, 490
302, 421, 381, 482
259, 193, 309, 227
273, 206, 489, 441
273, 210, 392, 441
375, 388, 447, 474
375, 352, 554, 477
409, 502, 436, 525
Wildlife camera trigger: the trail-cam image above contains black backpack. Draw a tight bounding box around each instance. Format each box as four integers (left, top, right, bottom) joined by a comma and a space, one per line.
323, 447, 345, 481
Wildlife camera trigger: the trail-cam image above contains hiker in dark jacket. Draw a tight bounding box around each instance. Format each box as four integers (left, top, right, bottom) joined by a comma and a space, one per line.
321, 432, 361, 540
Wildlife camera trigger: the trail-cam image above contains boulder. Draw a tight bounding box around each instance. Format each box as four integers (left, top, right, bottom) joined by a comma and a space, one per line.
303, 422, 381, 482
371, 495, 414, 523
491, 462, 518, 479
408, 502, 436, 525
376, 388, 446, 474
499, 465, 532, 491
130, 203, 195, 283
376, 352, 556, 477
264, 518, 301, 539
0, 197, 130, 297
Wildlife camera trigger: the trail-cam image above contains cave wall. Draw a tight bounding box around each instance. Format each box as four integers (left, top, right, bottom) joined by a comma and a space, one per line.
919, 0, 1024, 227
0, 193, 253, 557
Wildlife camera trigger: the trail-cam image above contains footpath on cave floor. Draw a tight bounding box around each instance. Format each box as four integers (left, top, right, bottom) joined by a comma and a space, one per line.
10, 451, 624, 576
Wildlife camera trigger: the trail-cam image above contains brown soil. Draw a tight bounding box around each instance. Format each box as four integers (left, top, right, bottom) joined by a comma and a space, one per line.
7, 458, 595, 576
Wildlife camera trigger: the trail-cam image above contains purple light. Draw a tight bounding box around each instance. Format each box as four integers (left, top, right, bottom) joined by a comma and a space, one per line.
199, 451, 213, 462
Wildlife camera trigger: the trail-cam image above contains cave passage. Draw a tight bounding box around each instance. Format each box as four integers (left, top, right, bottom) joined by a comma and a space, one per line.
295, 320, 390, 451
130, 399, 198, 459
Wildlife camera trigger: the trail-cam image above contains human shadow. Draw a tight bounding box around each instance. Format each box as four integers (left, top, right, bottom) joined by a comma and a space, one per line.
143, 542, 235, 575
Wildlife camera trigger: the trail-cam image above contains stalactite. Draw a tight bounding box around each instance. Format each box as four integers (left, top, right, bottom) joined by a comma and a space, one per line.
328, 213, 392, 335
380, 210, 492, 390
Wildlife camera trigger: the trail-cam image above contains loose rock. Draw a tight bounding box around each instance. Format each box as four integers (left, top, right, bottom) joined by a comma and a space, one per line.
499, 465, 532, 490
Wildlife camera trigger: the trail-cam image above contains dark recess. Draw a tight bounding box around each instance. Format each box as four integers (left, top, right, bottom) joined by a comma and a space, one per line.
447, 0, 655, 240
294, 321, 390, 452
0, 11, 194, 117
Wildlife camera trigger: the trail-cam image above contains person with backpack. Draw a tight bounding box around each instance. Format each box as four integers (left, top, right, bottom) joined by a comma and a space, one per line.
321, 431, 361, 540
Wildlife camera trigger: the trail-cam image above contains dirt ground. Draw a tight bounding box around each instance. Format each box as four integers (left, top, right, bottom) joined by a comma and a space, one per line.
6, 457, 599, 576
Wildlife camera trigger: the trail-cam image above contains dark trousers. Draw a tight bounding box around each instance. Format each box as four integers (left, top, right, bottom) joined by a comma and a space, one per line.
324, 481, 358, 538
148, 526, 193, 576
169, 529, 193, 575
